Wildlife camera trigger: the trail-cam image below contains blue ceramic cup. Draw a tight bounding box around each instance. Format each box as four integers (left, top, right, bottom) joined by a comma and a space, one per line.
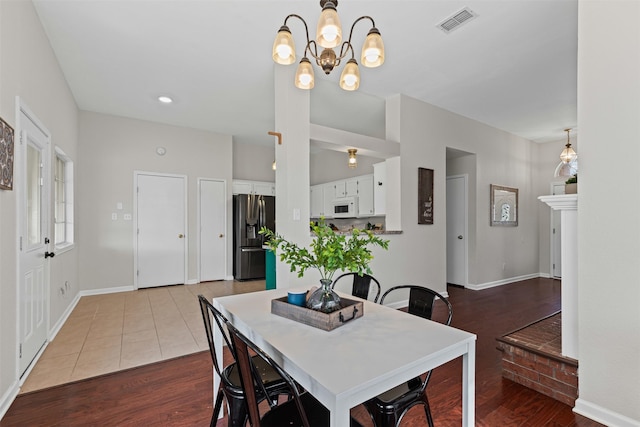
287, 291, 307, 307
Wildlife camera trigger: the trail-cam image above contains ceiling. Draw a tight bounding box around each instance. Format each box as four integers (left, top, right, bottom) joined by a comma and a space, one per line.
32, 0, 578, 148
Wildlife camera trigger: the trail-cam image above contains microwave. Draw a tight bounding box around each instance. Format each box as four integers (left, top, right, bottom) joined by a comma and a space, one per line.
332, 197, 359, 218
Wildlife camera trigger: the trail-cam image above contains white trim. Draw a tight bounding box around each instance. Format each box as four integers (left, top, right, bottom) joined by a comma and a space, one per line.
48, 293, 81, 340
465, 273, 541, 291
0, 381, 20, 421
574, 398, 640, 427
79, 285, 135, 297
185, 279, 199, 285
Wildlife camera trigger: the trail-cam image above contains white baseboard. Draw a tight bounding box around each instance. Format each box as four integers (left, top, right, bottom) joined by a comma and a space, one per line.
78, 285, 135, 297
185, 279, 198, 285
49, 293, 81, 340
0, 380, 20, 421
574, 398, 640, 427
466, 273, 542, 291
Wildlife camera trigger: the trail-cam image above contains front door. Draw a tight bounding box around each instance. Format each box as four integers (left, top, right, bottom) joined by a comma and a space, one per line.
446, 175, 468, 287
199, 179, 226, 281
135, 172, 187, 288
18, 105, 51, 376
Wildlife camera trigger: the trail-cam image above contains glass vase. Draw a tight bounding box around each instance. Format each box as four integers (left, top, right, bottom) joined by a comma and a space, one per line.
306, 278, 341, 313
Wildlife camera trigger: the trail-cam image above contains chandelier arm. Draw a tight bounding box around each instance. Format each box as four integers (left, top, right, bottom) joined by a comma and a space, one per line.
283, 14, 315, 56
306, 40, 320, 62
337, 40, 355, 62
345, 15, 376, 45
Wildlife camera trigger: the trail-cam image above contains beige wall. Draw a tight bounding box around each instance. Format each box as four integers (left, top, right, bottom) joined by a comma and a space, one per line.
575, 0, 640, 424
232, 142, 275, 182
77, 111, 233, 290
0, 0, 79, 413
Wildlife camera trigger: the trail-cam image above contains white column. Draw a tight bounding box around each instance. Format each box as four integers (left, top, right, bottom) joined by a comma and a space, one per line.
538, 194, 578, 359
273, 63, 311, 289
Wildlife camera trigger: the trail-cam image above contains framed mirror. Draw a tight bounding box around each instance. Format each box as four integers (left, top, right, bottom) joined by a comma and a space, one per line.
490, 184, 518, 226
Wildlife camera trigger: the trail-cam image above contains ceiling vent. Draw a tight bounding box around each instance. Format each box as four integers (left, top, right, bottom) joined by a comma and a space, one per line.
437, 7, 477, 34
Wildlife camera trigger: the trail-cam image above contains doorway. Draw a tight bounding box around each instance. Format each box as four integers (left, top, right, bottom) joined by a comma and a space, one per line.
198, 178, 227, 281
551, 182, 565, 278
17, 102, 51, 376
134, 172, 187, 288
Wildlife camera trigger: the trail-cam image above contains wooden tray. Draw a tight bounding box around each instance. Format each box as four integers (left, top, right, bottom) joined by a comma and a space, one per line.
271, 296, 364, 331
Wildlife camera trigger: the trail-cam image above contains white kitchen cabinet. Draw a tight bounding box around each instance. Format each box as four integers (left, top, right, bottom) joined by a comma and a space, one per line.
310, 184, 324, 218
323, 183, 335, 218
232, 180, 275, 196
332, 181, 346, 198
356, 174, 374, 216
373, 162, 386, 215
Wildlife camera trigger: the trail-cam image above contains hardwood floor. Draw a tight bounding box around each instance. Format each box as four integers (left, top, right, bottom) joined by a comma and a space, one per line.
1, 278, 604, 426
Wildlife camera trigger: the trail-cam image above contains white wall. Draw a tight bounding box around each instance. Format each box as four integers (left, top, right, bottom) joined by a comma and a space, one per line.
310, 150, 379, 185
361, 94, 541, 304
233, 142, 275, 182
574, 1, 640, 425
77, 111, 233, 290
0, 0, 79, 415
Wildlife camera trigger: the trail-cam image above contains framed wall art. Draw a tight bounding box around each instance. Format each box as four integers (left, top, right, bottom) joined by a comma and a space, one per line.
0, 117, 14, 191
418, 167, 434, 224
490, 184, 518, 226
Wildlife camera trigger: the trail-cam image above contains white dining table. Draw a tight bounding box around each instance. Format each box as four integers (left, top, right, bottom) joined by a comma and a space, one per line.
212, 288, 476, 427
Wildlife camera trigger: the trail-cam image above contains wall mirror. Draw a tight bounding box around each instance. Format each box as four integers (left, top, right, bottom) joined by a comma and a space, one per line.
490, 184, 518, 226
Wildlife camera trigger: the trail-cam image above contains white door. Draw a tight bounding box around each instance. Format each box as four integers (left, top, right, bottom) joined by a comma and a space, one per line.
135, 172, 187, 288
18, 106, 51, 376
446, 175, 468, 286
199, 179, 226, 281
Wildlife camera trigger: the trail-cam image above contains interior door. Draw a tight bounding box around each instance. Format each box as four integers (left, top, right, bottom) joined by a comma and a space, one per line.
446, 175, 468, 286
551, 182, 565, 278
199, 179, 226, 281
135, 172, 186, 288
18, 107, 51, 376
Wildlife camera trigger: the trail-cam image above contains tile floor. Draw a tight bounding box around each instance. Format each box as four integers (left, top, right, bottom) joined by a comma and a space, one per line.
20, 279, 265, 394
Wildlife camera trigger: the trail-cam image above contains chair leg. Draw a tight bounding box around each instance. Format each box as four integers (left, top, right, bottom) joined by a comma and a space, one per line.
423, 395, 434, 427
227, 395, 249, 427
211, 389, 224, 427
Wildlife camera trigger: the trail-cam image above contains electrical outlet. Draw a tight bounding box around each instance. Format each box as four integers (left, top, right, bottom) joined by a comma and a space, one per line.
111, 213, 118, 220
123, 213, 132, 220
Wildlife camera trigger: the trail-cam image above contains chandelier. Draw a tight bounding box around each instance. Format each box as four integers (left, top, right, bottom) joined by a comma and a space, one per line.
272, 0, 385, 91
554, 128, 578, 177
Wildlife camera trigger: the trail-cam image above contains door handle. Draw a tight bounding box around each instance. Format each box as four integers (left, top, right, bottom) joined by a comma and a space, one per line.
44, 251, 55, 259
458, 235, 463, 240
219, 234, 224, 238
178, 234, 184, 238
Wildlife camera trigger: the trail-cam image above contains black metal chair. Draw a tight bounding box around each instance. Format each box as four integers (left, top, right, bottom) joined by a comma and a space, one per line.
226, 320, 364, 427
363, 285, 453, 427
198, 295, 289, 427
331, 272, 382, 303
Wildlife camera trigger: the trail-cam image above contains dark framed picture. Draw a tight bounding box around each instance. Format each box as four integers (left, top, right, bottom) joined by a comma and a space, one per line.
490, 184, 518, 226
0, 117, 14, 191
418, 167, 434, 224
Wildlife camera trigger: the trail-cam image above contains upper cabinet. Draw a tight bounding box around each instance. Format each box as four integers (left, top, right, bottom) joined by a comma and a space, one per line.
232, 180, 275, 196
311, 174, 375, 218
356, 174, 374, 216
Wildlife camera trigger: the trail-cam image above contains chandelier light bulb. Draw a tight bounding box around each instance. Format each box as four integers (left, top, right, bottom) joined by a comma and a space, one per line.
316, 2, 342, 48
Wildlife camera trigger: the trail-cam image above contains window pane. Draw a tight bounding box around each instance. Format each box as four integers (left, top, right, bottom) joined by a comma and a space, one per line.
27, 144, 42, 246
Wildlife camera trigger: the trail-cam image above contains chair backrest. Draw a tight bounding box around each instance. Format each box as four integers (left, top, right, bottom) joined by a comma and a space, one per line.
226, 322, 309, 427
379, 285, 452, 326
332, 272, 382, 303
198, 294, 235, 383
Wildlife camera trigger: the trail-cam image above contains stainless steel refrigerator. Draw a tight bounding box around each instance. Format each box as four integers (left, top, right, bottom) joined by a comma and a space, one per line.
233, 194, 275, 280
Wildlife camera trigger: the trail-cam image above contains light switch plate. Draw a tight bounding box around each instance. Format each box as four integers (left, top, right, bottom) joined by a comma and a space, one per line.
111, 213, 117, 220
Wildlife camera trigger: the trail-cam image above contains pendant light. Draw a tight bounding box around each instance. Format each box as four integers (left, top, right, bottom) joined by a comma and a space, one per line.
348, 148, 357, 168
554, 128, 578, 177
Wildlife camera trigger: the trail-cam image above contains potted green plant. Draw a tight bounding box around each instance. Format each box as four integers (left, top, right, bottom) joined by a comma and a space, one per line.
260, 218, 389, 313
565, 174, 577, 194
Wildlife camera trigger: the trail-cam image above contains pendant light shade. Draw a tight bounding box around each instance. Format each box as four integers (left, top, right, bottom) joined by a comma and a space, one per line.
348, 148, 357, 168
295, 57, 315, 89
554, 128, 578, 178
272, 26, 296, 65
316, 2, 342, 48
340, 59, 360, 91
360, 28, 384, 68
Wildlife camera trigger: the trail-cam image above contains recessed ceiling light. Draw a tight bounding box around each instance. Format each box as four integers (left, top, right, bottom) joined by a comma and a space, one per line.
158, 96, 173, 104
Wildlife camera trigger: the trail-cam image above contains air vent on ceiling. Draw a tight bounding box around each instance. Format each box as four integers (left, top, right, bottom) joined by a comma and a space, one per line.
437, 7, 477, 34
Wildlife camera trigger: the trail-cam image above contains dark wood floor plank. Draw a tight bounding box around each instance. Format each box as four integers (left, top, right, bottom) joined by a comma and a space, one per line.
1, 278, 604, 426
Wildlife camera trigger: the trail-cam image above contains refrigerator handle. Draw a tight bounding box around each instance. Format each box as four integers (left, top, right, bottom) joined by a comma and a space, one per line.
259, 196, 266, 239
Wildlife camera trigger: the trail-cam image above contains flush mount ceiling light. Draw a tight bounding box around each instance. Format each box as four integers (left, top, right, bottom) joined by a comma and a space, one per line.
272, 0, 384, 91
554, 128, 578, 177
348, 148, 357, 168
158, 96, 173, 104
